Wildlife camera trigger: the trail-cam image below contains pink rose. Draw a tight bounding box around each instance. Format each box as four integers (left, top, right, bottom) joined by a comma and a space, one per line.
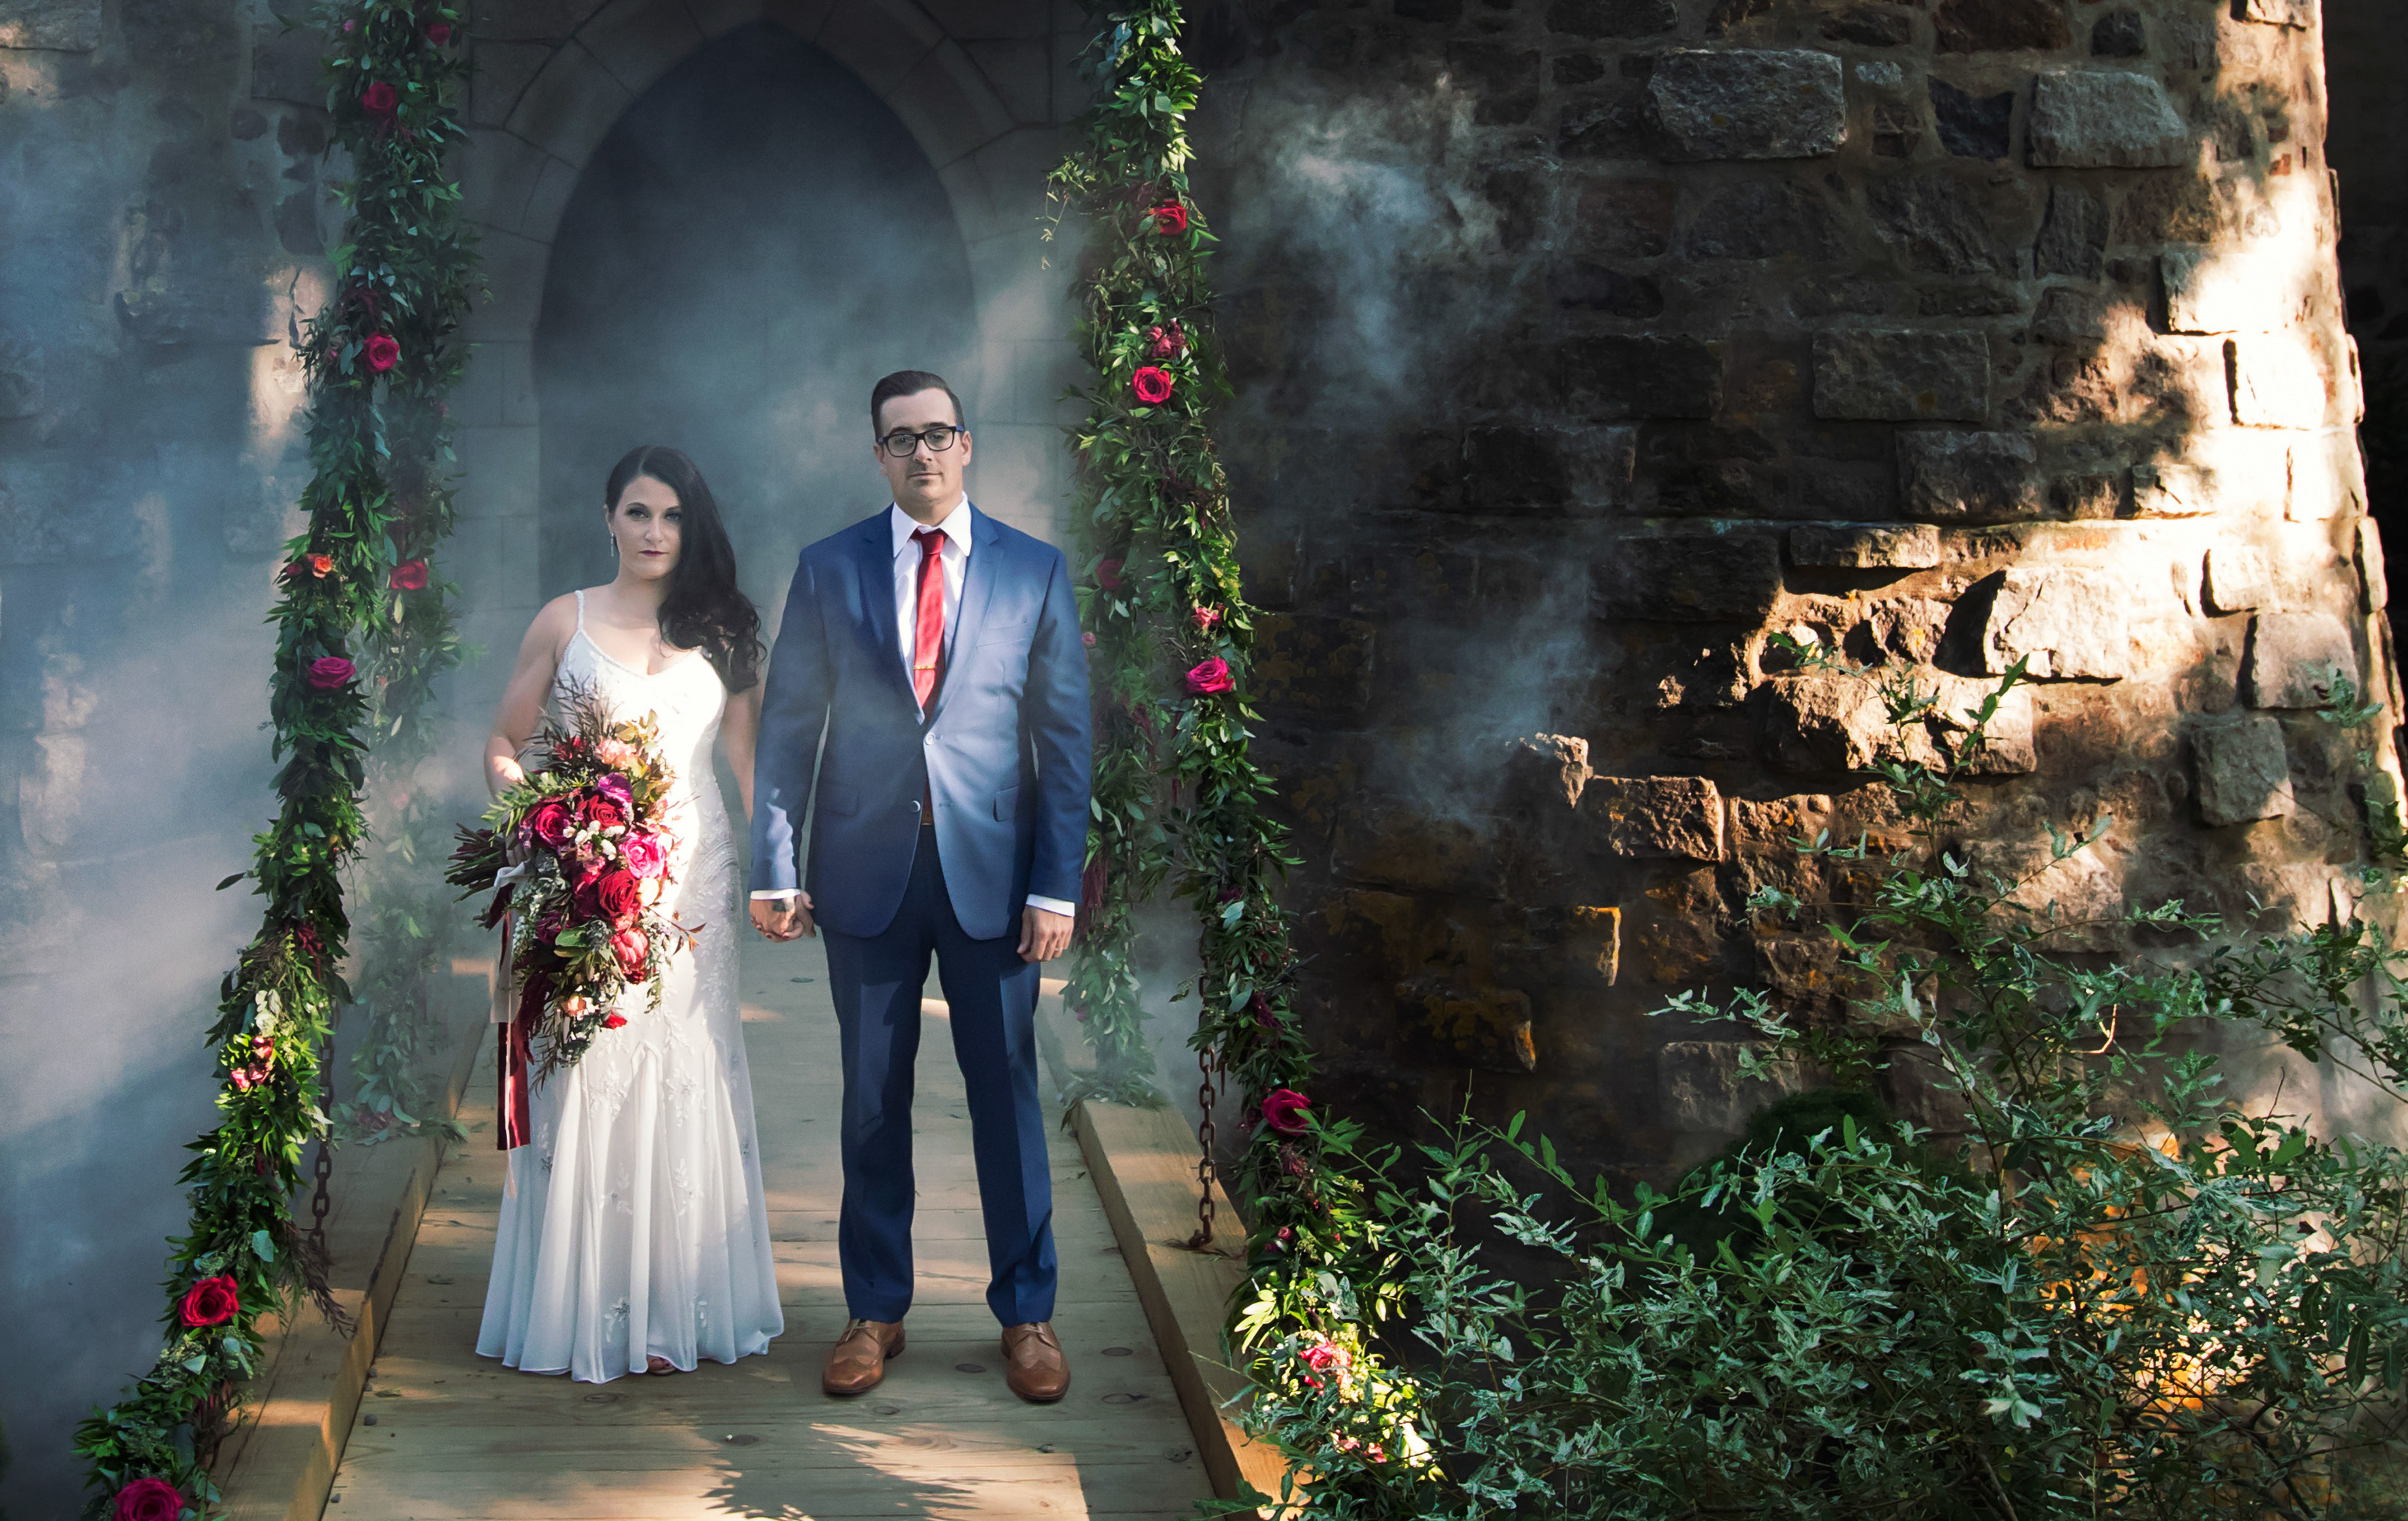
1262, 1087, 1310, 1136
306, 656, 355, 690
618, 831, 667, 879
1082, 631, 1098, 647
595, 739, 636, 769
1147, 321, 1187, 359
425, 21, 452, 44
1096, 557, 1125, 590
114, 1478, 185, 1521
1130, 366, 1174, 406
1297, 1335, 1349, 1389
363, 334, 400, 373
1184, 657, 1234, 696
360, 81, 399, 120
1191, 605, 1223, 633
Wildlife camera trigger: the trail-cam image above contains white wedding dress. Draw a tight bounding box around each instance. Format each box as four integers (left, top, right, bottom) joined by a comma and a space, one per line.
477, 591, 784, 1381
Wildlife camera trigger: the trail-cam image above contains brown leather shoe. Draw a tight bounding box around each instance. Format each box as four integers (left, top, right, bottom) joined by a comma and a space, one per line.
1001, 1321, 1069, 1403
821, 1318, 905, 1396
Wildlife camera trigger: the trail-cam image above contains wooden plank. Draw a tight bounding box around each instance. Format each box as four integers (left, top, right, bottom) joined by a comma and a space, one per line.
1073, 1100, 1292, 1510
328, 1463, 1204, 1519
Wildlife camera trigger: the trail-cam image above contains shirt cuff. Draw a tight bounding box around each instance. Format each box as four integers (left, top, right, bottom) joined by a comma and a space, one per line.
750, 889, 801, 901
1025, 895, 1076, 917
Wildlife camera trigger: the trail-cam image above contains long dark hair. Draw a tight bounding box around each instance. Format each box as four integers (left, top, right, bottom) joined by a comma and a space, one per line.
604, 445, 763, 692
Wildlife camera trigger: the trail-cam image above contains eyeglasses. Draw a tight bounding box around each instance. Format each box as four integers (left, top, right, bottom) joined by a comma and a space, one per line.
878, 425, 966, 457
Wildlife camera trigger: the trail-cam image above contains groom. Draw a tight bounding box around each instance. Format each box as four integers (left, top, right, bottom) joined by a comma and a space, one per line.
748, 370, 1091, 1404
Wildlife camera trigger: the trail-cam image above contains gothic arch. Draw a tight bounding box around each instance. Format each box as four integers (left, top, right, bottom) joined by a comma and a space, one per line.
444, 0, 1081, 704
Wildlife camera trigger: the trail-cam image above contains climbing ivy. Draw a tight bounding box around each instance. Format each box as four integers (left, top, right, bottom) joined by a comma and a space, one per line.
71, 4, 474, 1513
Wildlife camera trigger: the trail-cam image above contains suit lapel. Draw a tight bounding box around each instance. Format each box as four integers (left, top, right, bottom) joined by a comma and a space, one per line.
930, 503, 1001, 727
854, 514, 912, 703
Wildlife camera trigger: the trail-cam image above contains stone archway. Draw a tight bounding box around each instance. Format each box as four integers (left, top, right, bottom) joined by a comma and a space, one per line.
443, 0, 1080, 709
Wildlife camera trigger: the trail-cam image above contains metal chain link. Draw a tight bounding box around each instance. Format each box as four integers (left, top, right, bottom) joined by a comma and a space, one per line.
308, 1136, 334, 1261
1182, 1038, 1218, 1250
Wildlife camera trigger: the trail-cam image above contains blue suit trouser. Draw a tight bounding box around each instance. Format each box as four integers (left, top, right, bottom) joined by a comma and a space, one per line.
822, 830, 1056, 1326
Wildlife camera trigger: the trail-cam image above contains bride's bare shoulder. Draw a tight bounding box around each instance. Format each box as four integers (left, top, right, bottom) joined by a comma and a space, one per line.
522, 593, 582, 654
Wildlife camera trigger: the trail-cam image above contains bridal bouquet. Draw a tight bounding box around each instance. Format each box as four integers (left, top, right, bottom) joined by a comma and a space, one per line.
448, 681, 687, 1084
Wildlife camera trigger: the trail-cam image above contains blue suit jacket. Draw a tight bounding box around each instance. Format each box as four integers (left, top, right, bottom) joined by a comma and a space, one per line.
749, 504, 1092, 941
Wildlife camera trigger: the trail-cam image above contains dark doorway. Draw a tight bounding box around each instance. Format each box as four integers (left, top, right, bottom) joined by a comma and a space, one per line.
536, 22, 975, 623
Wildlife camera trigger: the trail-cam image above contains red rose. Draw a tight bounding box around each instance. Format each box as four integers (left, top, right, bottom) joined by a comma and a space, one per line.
1096, 557, 1125, 590
360, 81, 399, 119
363, 334, 400, 373
1130, 366, 1174, 406
578, 791, 628, 831
1296, 1334, 1348, 1389
526, 798, 575, 850
602, 1013, 627, 1029
609, 926, 649, 979
425, 22, 452, 44
1147, 321, 1186, 359
1185, 657, 1234, 696
114, 1477, 185, 1521
1149, 201, 1189, 235
306, 656, 355, 690
389, 559, 428, 590
1191, 605, 1223, 633
593, 869, 643, 930
179, 1274, 240, 1328
1261, 1088, 1310, 1136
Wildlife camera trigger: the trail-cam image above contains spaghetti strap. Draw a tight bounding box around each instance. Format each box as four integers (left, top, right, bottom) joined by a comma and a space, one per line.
572, 588, 587, 634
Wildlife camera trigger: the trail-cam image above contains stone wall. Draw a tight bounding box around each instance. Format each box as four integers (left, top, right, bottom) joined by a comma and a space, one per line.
1190, 0, 2399, 1178
0, 0, 345, 1510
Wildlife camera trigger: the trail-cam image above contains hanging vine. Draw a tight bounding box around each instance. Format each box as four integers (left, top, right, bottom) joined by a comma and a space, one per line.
70, 4, 474, 1514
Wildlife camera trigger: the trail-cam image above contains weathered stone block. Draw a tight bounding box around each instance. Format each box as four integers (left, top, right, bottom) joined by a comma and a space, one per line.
2133, 432, 2290, 519
1934, 0, 2070, 52
2193, 716, 2294, 826
2230, 336, 2331, 429
1825, 7, 1911, 47
1594, 528, 1783, 622
1462, 424, 1636, 512
250, 23, 324, 103
2034, 185, 2107, 280
1684, 180, 1840, 261
1813, 332, 1989, 422
1499, 905, 1623, 988
1757, 670, 2036, 774
1897, 431, 2042, 523
2161, 246, 2294, 335
2245, 611, 2359, 709
2204, 546, 2272, 614
1400, 980, 1536, 1073
1788, 522, 1942, 570
2239, 0, 2312, 26
1930, 79, 2013, 161
1507, 733, 1593, 812
1565, 335, 1723, 418
1755, 932, 1846, 1018
0, 0, 101, 50
1254, 613, 1376, 718
1576, 178, 1678, 258
1981, 566, 2131, 680
2027, 70, 2191, 169
1869, 173, 2010, 275
1659, 1041, 1811, 1132
1546, 0, 1677, 38
2288, 433, 2366, 523
1648, 49, 1846, 161
1583, 775, 1724, 861
1334, 804, 1505, 896
1856, 597, 1952, 664
2091, 9, 2147, 56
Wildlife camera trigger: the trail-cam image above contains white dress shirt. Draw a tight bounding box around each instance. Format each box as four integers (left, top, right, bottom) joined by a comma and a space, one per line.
753, 499, 1077, 921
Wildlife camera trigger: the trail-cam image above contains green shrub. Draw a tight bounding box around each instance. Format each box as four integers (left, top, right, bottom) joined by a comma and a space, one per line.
1231, 657, 2408, 1519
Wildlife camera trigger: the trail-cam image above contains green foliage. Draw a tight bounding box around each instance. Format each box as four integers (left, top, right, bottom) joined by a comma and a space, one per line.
1047, 5, 1316, 1184
1234, 655, 2408, 1519
71, 6, 475, 1513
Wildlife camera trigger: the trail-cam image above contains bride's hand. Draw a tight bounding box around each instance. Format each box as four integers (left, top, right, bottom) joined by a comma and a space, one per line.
489, 756, 527, 795
749, 894, 815, 942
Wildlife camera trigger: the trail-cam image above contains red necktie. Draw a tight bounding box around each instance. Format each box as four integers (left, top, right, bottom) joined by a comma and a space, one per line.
911, 528, 946, 711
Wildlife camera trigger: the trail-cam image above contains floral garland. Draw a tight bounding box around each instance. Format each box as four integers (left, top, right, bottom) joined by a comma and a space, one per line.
1050, 0, 1334, 1295
71, 6, 474, 1515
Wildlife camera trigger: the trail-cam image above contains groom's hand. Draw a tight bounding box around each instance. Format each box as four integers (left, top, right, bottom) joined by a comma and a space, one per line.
750, 894, 815, 942
1017, 905, 1073, 963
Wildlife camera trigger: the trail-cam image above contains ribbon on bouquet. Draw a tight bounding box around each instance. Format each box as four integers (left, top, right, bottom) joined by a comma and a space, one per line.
488, 860, 540, 1152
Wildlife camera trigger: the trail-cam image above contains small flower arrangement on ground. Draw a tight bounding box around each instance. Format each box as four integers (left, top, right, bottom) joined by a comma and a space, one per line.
448, 680, 687, 1082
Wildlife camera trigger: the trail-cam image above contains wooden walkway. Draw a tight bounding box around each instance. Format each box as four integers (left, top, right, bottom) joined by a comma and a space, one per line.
325, 947, 1216, 1519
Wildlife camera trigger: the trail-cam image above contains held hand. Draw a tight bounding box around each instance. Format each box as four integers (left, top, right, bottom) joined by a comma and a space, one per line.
489, 756, 527, 797
749, 893, 816, 942
1017, 905, 1074, 964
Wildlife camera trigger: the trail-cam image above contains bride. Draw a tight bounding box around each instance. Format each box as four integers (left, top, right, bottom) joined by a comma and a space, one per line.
475, 445, 785, 1380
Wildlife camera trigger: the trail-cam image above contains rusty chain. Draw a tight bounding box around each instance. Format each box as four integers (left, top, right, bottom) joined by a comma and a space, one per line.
1181, 1039, 1218, 1251
308, 1135, 334, 1261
